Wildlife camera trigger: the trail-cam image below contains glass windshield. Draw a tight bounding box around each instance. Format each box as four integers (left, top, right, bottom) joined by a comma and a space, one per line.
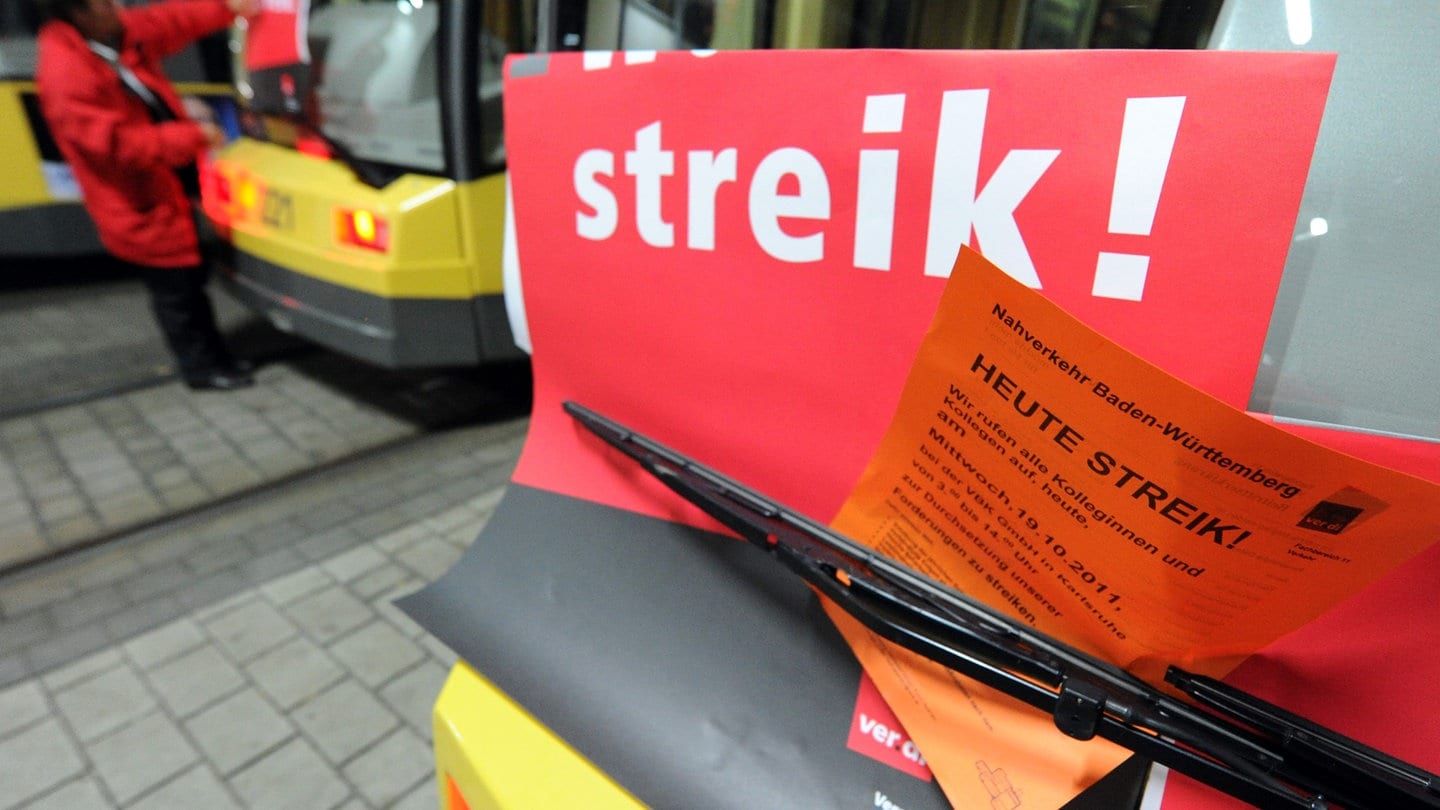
0, 4, 38, 79
477, 3, 522, 173
307, 0, 444, 174
564, 0, 1219, 52
1212, 0, 1440, 442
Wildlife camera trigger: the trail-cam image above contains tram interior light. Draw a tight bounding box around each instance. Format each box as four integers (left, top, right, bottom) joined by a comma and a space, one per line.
1286, 0, 1313, 45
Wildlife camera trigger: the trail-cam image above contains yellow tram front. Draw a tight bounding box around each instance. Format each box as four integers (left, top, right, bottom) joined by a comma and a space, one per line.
204, 0, 526, 368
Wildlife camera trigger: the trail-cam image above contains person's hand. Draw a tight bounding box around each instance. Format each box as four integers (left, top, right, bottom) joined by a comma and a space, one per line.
181, 96, 216, 124
227, 0, 261, 19
199, 121, 227, 149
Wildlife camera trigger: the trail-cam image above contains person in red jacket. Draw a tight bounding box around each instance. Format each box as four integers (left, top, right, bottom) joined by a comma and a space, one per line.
35, 0, 261, 390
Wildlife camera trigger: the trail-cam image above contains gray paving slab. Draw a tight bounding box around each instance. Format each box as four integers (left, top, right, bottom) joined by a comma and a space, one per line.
0, 719, 86, 810
342, 726, 434, 808
185, 688, 293, 776
244, 635, 346, 711
26, 778, 111, 810
52, 664, 156, 742
229, 737, 351, 810
293, 677, 401, 766
129, 766, 242, 810
145, 645, 246, 718
0, 417, 526, 808
0, 680, 48, 736
88, 710, 198, 805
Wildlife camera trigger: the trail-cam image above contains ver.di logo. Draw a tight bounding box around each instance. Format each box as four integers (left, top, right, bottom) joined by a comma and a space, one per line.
1297, 486, 1389, 535
1298, 500, 1366, 535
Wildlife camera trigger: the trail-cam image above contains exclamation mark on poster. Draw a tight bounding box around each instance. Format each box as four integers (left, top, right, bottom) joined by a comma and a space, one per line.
1093, 96, 1186, 301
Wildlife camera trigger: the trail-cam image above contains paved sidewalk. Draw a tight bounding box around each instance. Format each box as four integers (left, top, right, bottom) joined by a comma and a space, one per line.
0, 275, 342, 570
0, 278, 288, 419
0, 364, 421, 571
0, 417, 528, 809
0, 276, 531, 573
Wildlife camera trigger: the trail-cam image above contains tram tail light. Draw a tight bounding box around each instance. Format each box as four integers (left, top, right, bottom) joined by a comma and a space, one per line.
202, 164, 234, 228
237, 176, 262, 218
213, 171, 232, 206
335, 207, 390, 252
203, 161, 265, 230
295, 132, 332, 159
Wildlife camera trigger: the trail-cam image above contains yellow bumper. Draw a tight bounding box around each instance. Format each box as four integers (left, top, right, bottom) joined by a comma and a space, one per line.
433, 662, 644, 810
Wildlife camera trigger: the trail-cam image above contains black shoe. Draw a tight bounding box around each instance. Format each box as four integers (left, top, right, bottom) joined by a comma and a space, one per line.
185, 369, 255, 391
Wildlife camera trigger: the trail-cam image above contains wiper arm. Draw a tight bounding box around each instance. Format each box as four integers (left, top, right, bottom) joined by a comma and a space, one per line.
564, 401, 1440, 810
308, 126, 396, 189
1165, 668, 1440, 807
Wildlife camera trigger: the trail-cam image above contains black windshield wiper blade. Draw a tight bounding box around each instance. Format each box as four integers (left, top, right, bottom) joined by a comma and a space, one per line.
564, 401, 1440, 810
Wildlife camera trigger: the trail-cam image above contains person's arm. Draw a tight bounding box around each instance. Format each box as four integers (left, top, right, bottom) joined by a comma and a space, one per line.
121, 0, 260, 60
47, 72, 210, 171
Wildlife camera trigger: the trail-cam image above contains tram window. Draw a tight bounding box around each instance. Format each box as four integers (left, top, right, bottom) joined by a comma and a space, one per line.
706, 0, 762, 49
573, 0, 764, 51
478, 1, 533, 174
1022, 0, 1202, 49
0, 3, 40, 37
478, 31, 507, 170
561, 0, 1218, 52
621, 1, 683, 49
0, 9, 39, 80
307, 0, 445, 174
1021, 0, 1099, 47
1089, 0, 1164, 48
1212, 0, 1440, 440
619, 0, 714, 49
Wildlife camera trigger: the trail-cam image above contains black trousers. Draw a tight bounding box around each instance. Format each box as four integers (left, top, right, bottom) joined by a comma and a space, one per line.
129, 259, 234, 379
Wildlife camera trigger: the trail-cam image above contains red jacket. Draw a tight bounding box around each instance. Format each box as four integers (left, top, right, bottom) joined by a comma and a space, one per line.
36, 1, 235, 268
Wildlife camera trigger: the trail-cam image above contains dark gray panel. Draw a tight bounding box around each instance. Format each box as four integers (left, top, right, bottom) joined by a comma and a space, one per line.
0, 204, 103, 258
400, 485, 1146, 809
220, 250, 517, 367
470, 293, 523, 361
400, 485, 947, 808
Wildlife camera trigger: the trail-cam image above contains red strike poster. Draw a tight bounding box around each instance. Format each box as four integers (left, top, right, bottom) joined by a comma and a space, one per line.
497, 48, 1439, 808
244, 0, 309, 71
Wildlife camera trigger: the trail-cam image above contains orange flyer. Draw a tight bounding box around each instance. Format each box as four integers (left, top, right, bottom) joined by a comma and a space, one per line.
828, 247, 1440, 809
